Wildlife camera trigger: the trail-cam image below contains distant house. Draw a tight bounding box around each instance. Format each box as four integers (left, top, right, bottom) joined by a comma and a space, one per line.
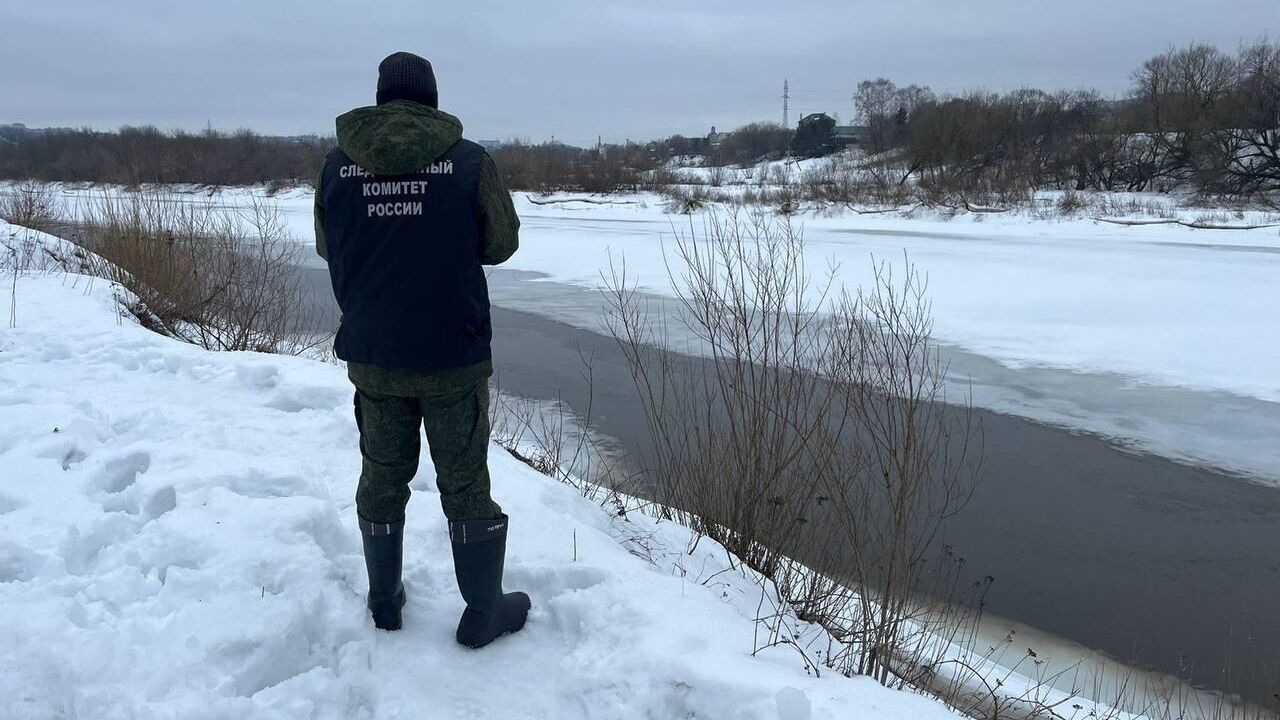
831, 125, 871, 148
706, 126, 728, 149
791, 115, 871, 156
797, 113, 835, 132
793, 113, 836, 157
477, 139, 504, 151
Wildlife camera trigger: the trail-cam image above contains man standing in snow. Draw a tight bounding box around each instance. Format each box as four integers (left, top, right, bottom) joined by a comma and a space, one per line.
313, 51, 529, 646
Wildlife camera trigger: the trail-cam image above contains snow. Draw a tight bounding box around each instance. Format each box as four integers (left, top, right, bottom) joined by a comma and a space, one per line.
502, 195, 1280, 401
0, 229, 959, 719
660, 153, 851, 187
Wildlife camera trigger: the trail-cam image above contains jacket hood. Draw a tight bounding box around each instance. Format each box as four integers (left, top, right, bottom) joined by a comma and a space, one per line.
335, 100, 463, 175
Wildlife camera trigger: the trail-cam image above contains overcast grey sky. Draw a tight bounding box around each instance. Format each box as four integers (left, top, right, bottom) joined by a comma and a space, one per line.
2, 1, 1273, 146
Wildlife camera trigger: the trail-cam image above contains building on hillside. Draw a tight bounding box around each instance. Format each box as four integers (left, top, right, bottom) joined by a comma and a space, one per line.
797, 113, 834, 130
792, 114, 873, 156
831, 125, 871, 148
706, 126, 728, 148
794, 113, 837, 157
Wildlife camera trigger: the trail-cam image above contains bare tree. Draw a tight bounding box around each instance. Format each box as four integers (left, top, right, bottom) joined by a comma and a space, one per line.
605, 210, 982, 693
822, 257, 981, 685
856, 78, 900, 154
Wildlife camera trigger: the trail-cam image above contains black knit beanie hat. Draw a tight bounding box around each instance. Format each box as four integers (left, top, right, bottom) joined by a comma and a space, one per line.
376, 52, 438, 108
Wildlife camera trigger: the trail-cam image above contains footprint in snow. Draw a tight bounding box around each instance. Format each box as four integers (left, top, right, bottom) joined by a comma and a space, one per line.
235, 363, 281, 391
85, 451, 154, 515
61, 445, 88, 471
216, 621, 331, 698
38, 417, 112, 470
291, 507, 354, 560
100, 484, 173, 520
222, 470, 317, 500
143, 486, 177, 521
96, 451, 151, 494
60, 514, 135, 575
0, 542, 36, 583
504, 564, 609, 600
0, 493, 22, 516
264, 384, 348, 413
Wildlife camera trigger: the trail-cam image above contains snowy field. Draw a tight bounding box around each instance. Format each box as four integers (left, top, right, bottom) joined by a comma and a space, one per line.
506, 194, 1280, 402
19, 182, 1280, 481
0, 229, 968, 719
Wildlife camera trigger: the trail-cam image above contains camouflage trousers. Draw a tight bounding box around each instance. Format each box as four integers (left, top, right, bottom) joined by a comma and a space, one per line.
353, 380, 502, 523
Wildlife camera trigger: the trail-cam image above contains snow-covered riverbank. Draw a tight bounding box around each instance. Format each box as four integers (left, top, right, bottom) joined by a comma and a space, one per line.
0, 229, 966, 719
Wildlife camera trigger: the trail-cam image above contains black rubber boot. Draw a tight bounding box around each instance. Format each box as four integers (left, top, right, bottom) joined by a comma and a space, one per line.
360, 518, 407, 631
449, 514, 531, 648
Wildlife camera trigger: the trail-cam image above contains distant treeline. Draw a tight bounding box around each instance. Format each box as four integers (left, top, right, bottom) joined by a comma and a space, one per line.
487, 141, 658, 194
485, 123, 794, 193
0, 123, 784, 194
0, 126, 332, 187
482, 39, 1280, 200
1, 39, 1276, 199
875, 38, 1280, 198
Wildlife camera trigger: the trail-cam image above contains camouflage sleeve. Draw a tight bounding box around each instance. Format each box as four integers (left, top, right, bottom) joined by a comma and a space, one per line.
477, 152, 519, 265
313, 167, 328, 262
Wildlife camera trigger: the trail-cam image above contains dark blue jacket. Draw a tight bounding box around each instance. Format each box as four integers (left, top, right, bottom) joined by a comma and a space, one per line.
320, 138, 493, 371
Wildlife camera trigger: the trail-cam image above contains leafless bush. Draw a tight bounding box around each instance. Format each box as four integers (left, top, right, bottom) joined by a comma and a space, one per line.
1056, 189, 1087, 214
741, 185, 802, 213
3, 222, 47, 328
641, 166, 684, 191
71, 189, 327, 354
606, 211, 849, 574
604, 210, 985, 694
917, 171, 1034, 212
0, 181, 59, 230
1091, 194, 1180, 219
799, 157, 917, 209
656, 184, 719, 213
2, 191, 98, 328
811, 258, 983, 689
